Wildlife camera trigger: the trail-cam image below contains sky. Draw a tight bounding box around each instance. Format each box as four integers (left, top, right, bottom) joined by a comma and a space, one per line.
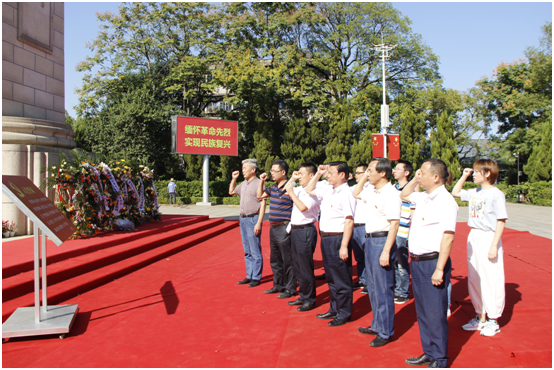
64, 2, 552, 119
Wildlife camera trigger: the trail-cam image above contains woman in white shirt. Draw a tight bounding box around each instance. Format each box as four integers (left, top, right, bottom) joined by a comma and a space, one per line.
452, 159, 508, 337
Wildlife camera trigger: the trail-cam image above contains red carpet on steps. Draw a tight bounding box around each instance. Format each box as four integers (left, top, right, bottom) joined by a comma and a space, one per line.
2, 221, 551, 368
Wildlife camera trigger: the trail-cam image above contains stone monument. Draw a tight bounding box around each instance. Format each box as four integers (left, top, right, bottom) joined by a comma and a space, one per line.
3, 2, 76, 235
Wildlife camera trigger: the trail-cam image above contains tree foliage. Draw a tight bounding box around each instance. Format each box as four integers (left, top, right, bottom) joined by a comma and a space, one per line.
430, 112, 461, 180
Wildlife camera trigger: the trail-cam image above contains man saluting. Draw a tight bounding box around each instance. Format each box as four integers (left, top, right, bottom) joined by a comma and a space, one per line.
304, 162, 356, 327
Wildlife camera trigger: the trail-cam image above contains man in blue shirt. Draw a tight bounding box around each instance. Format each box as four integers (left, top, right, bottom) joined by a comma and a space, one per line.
167, 178, 177, 204
257, 159, 297, 299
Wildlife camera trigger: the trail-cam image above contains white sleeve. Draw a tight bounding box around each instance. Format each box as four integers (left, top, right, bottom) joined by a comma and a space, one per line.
385, 192, 402, 220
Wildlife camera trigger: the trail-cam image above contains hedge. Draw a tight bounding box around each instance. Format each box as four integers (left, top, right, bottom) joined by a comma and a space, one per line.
156, 180, 552, 207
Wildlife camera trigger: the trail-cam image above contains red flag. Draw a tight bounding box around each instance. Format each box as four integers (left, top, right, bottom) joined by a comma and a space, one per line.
387, 134, 400, 160
372, 134, 385, 158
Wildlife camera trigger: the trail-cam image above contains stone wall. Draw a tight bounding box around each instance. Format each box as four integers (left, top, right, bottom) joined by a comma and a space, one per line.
3, 2, 65, 123
2, 3, 75, 236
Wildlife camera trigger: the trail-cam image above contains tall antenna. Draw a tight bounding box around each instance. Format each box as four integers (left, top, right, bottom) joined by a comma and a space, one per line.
371, 37, 397, 158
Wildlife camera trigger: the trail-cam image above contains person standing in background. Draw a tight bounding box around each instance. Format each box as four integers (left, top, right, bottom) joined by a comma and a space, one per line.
350, 163, 371, 292
168, 178, 177, 205
392, 160, 415, 305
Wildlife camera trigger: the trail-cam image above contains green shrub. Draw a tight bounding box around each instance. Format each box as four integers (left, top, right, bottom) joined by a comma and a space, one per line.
223, 196, 240, 205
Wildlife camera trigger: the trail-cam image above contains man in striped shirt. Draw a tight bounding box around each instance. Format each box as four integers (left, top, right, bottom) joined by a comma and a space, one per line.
257, 159, 297, 299
393, 159, 415, 304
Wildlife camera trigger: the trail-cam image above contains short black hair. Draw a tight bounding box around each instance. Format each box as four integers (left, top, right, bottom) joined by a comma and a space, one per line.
299, 162, 317, 175
370, 157, 392, 181
425, 158, 453, 185
397, 159, 414, 178
328, 161, 350, 179
272, 159, 289, 174
356, 163, 368, 171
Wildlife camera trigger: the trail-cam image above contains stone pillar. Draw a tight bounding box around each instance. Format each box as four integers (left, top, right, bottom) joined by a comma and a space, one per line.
2, 3, 74, 235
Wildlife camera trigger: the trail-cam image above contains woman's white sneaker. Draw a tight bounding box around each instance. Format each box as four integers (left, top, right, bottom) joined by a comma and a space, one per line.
480, 320, 501, 337
462, 316, 487, 331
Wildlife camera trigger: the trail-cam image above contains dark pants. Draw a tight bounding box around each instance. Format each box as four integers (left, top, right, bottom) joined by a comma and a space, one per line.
270, 223, 296, 292
365, 235, 397, 339
411, 257, 451, 368
169, 192, 176, 204
351, 225, 367, 284
291, 224, 318, 305
320, 234, 353, 320
394, 237, 411, 298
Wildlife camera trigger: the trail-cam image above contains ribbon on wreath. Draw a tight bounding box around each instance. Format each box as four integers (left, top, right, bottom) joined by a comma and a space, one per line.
138, 177, 146, 211
125, 179, 139, 203
102, 164, 123, 216
151, 182, 159, 209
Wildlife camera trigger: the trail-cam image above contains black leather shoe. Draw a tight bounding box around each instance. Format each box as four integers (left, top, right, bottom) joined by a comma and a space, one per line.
328, 317, 349, 327
237, 278, 251, 285
358, 326, 379, 335
405, 354, 431, 366
265, 287, 284, 294
297, 303, 315, 312
352, 281, 366, 289
277, 291, 298, 299
427, 361, 442, 368
360, 286, 368, 294
370, 335, 391, 347
316, 312, 336, 320
315, 274, 326, 280
288, 299, 303, 306
248, 280, 261, 287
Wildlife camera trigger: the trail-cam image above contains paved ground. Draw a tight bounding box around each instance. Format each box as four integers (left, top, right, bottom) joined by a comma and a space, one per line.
160, 202, 552, 239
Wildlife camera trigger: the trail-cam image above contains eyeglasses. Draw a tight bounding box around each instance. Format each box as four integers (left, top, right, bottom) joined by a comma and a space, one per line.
270, 170, 283, 173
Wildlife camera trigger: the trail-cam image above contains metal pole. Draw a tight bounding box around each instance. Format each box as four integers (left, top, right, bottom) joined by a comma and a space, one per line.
382, 45, 388, 159
202, 155, 209, 203
517, 152, 519, 186
33, 224, 41, 323
41, 230, 48, 312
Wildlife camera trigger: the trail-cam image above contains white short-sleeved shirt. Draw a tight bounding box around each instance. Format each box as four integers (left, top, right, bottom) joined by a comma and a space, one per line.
350, 182, 374, 224
315, 182, 357, 233
460, 187, 508, 231
408, 185, 458, 255
291, 186, 320, 226
360, 182, 402, 233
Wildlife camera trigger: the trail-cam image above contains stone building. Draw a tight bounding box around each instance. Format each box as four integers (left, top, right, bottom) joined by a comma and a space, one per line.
2, 2, 76, 235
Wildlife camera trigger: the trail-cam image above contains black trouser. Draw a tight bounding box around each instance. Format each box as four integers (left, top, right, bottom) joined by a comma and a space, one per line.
269, 223, 297, 292
320, 234, 353, 320
290, 224, 318, 305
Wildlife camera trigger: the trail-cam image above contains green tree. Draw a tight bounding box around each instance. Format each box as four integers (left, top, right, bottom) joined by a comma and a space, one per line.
524, 115, 552, 181
281, 117, 326, 171
430, 112, 461, 179
394, 106, 428, 170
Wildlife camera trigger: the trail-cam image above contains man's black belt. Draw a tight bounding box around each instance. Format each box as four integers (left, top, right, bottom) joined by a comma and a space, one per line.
270, 221, 289, 228
354, 223, 365, 227
291, 222, 315, 229
320, 231, 343, 237
410, 252, 440, 261
365, 231, 389, 238
240, 213, 258, 218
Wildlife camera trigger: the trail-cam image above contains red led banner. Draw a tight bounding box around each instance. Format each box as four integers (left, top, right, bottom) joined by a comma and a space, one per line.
171, 116, 238, 156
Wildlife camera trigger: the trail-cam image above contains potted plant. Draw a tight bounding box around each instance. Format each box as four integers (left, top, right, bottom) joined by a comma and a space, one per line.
8, 221, 16, 237
2, 220, 9, 238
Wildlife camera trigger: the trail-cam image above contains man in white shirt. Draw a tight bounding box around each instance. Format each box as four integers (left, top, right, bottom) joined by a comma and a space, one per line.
352, 158, 401, 347
284, 162, 321, 312
400, 159, 458, 369
350, 163, 372, 291
305, 162, 356, 327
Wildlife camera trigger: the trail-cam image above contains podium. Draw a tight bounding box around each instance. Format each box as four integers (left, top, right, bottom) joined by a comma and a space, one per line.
2, 176, 79, 340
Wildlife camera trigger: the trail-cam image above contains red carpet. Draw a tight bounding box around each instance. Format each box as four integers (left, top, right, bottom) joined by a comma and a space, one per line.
2, 221, 551, 368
